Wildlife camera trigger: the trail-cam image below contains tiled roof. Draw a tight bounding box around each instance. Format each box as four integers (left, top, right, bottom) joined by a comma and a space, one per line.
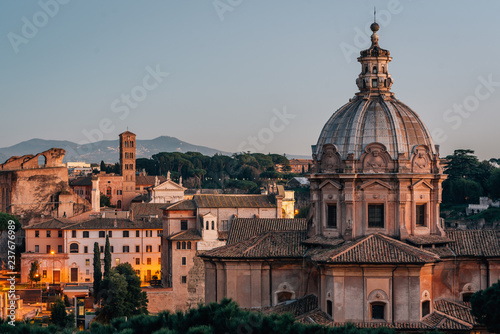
330, 322, 430, 330
129, 203, 165, 217
302, 234, 344, 247
445, 229, 500, 257
218, 231, 228, 240
311, 233, 439, 264
263, 294, 318, 317
167, 229, 202, 241
406, 235, 454, 246
227, 218, 307, 245
433, 299, 477, 326
421, 312, 473, 331
69, 176, 92, 186
136, 175, 167, 186
61, 218, 162, 230
193, 194, 276, 209
163, 199, 196, 211
201, 231, 308, 259
295, 309, 332, 326
24, 218, 75, 229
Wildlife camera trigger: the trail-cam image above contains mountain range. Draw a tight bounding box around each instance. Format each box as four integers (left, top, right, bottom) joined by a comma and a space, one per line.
0, 136, 233, 164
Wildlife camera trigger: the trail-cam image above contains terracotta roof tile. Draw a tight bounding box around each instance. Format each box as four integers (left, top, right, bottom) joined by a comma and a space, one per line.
330, 322, 430, 329
302, 234, 344, 247
311, 233, 439, 264
406, 235, 454, 246
445, 229, 500, 257
167, 229, 202, 241
69, 176, 92, 186
228, 218, 307, 245
129, 203, 165, 217
421, 311, 473, 331
263, 294, 318, 317
433, 299, 477, 325
193, 194, 276, 209
295, 309, 332, 326
24, 218, 75, 229
163, 199, 196, 211
135, 175, 167, 186
61, 218, 162, 230
201, 230, 308, 259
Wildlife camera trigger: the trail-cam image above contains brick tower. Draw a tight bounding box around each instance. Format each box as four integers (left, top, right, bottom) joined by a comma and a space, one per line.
119, 131, 136, 210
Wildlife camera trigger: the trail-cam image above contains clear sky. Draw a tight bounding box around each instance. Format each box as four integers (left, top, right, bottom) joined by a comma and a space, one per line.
1, 1, 499, 160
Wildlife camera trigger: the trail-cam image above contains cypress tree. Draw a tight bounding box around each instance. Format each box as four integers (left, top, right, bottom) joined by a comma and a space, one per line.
104, 235, 112, 277
93, 242, 102, 303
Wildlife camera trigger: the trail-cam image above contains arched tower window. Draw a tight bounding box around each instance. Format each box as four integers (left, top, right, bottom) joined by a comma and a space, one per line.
372, 66, 378, 74
364, 66, 368, 74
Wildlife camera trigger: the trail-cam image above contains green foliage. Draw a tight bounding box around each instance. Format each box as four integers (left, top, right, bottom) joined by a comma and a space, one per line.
96, 263, 148, 323
50, 298, 69, 328
135, 151, 292, 192
471, 280, 500, 333
0, 212, 21, 231
488, 168, 500, 200
100, 194, 111, 207
28, 260, 41, 285
104, 236, 111, 277
93, 242, 102, 303
467, 207, 500, 223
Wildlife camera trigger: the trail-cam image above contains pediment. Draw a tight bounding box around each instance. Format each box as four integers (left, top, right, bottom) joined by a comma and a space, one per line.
153, 180, 186, 191
359, 179, 392, 190
411, 179, 433, 190
319, 180, 342, 190
202, 212, 217, 219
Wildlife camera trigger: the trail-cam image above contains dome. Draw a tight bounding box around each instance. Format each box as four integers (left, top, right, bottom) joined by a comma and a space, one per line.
314, 96, 435, 160
313, 24, 436, 161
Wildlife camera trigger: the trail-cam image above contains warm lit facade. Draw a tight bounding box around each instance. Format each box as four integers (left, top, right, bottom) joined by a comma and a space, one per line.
201, 22, 500, 331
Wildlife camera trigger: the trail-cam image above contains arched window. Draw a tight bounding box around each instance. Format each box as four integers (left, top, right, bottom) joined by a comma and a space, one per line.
70, 243, 79, 253
182, 242, 186, 249
125, 152, 129, 158
130, 153, 133, 159
125, 141, 129, 148
176, 242, 181, 249
187, 242, 191, 249
462, 293, 474, 302
382, 66, 385, 73
363, 80, 366, 89
276, 291, 293, 304
205, 221, 209, 230
106, 187, 112, 196
117, 200, 122, 209
364, 66, 368, 74
372, 66, 378, 74
211, 221, 215, 230
422, 300, 430, 317
130, 141, 134, 147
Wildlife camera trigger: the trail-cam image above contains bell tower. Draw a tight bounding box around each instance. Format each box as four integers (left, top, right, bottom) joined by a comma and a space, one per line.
119, 131, 136, 210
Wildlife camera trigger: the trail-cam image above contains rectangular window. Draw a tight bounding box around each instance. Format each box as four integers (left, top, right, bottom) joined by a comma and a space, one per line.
58, 230, 62, 238
157, 230, 161, 236
35, 245, 39, 253
123, 246, 129, 253
110, 246, 114, 253
181, 257, 186, 266
136, 230, 140, 237
100, 246, 104, 253
181, 276, 187, 284
327, 204, 337, 228
416, 204, 426, 226
116, 258, 120, 265
85, 259, 90, 266
99, 231, 105, 238
371, 303, 385, 320
86, 269, 90, 275
136, 245, 140, 252
117, 190, 122, 195
147, 258, 151, 265
42, 270, 47, 278
46, 231, 51, 238
181, 220, 188, 231
158, 257, 161, 265
136, 270, 140, 276
158, 245, 161, 252
123, 231, 129, 238
72, 230, 76, 238
146, 245, 152, 252
136, 258, 140, 265
46, 245, 51, 253
368, 204, 384, 228
108, 231, 112, 238
35, 231, 39, 238
83, 231, 89, 238
58, 245, 62, 253
84, 246, 88, 253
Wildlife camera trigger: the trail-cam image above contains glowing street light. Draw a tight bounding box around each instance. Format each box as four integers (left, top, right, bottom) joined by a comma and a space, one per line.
50, 250, 55, 284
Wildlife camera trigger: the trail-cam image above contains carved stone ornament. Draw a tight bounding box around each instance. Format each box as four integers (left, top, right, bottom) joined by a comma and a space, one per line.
363, 143, 389, 173
320, 144, 340, 173
412, 146, 431, 173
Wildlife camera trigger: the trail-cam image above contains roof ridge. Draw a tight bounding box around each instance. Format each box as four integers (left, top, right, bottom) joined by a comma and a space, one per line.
436, 298, 470, 310
242, 232, 273, 255
377, 233, 440, 259
327, 234, 374, 261
433, 310, 474, 328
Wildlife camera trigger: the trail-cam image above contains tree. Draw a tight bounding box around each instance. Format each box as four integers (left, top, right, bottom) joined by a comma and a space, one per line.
471, 280, 500, 333
93, 242, 102, 303
114, 263, 149, 316
100, 160, 106, 172
50, 298, 67, 327
104, 235, 111, 277
28, 260, 41, 287
96, 271, 128, 323
100, 194, 111, 207
488, 168, 500, 200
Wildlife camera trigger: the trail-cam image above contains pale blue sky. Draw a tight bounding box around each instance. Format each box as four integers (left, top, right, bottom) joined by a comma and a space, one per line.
1, 1, 499, 159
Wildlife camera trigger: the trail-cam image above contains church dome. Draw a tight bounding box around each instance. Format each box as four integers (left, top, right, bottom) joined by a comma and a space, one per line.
313, 25, 435, 161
